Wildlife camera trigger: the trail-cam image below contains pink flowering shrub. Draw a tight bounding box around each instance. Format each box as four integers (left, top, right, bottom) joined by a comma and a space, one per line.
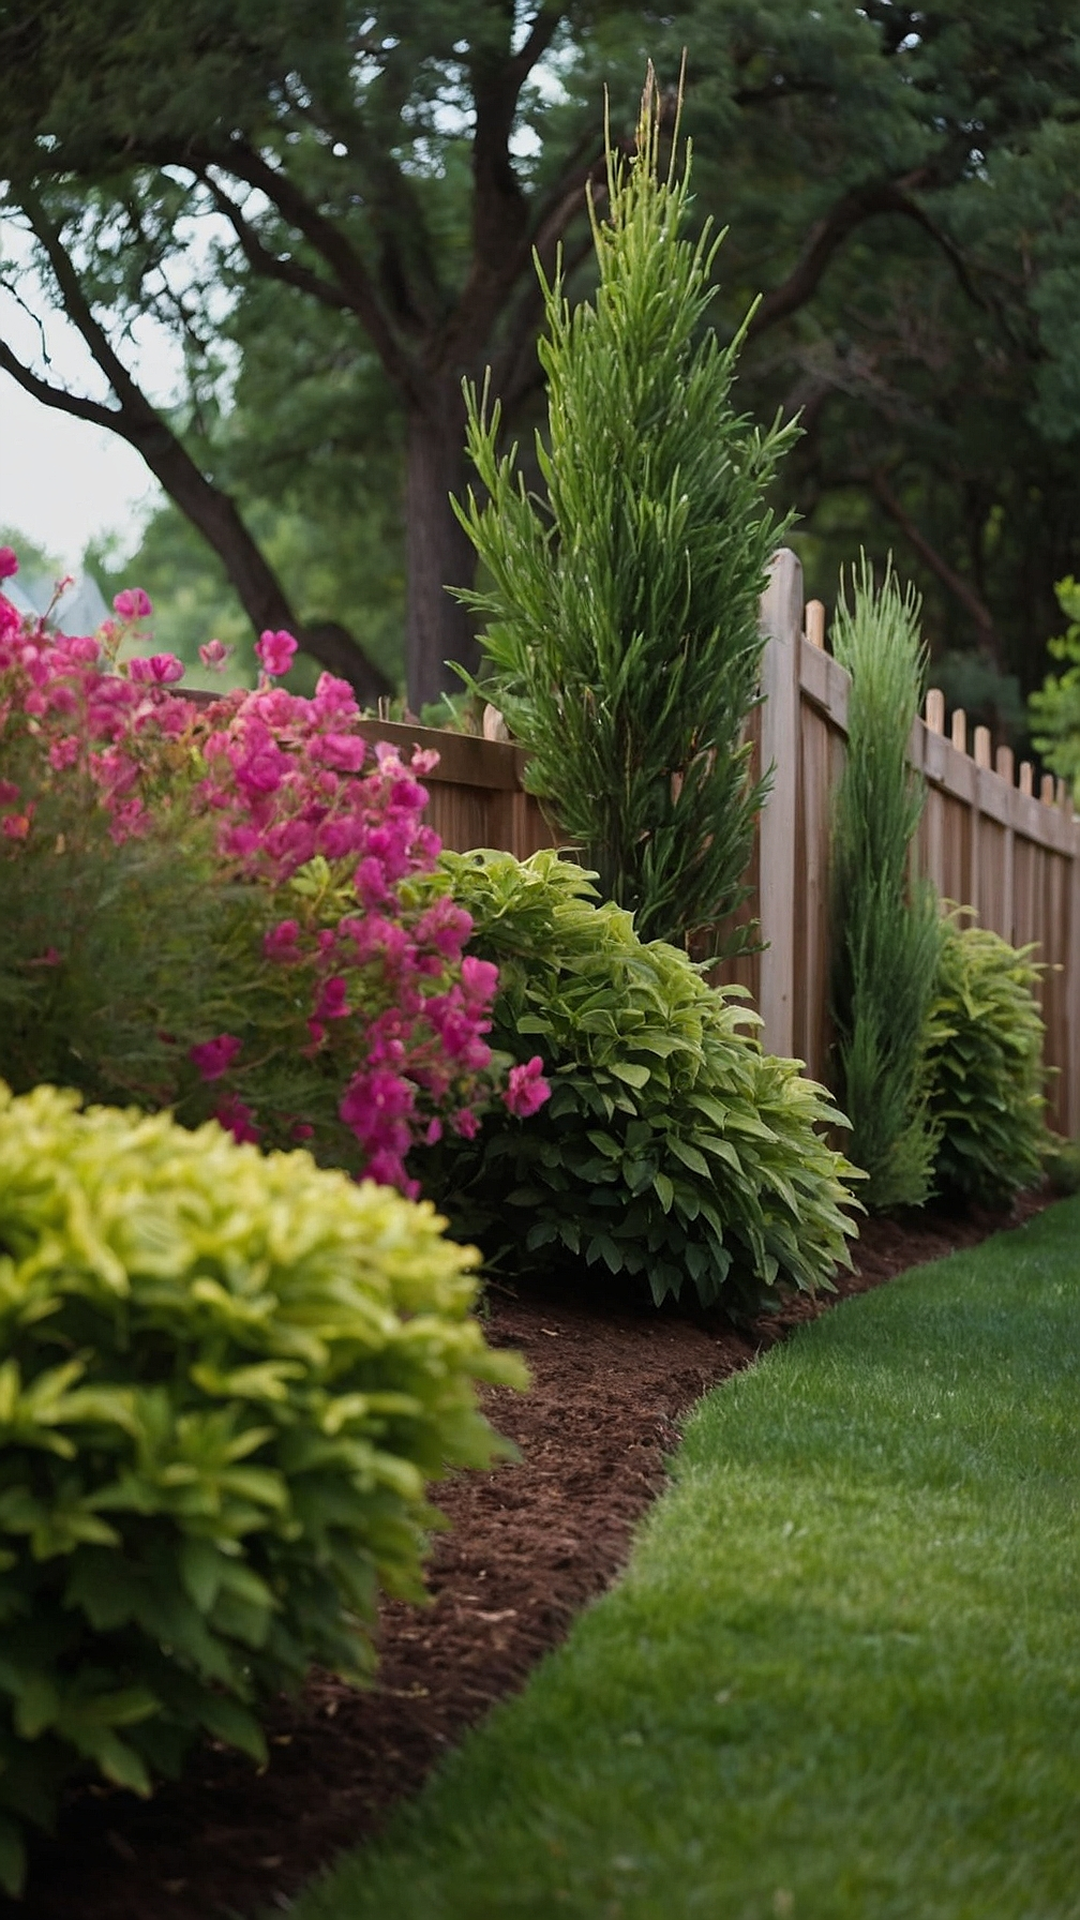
0, 555, 547, 1191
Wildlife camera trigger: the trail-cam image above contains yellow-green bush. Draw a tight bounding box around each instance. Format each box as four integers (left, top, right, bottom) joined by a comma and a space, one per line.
923, 920, 1048, 1205
0, 1082, 524, 1895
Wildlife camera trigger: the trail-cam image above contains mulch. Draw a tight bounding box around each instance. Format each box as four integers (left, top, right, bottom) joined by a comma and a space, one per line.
11, 1194, 1049, 1920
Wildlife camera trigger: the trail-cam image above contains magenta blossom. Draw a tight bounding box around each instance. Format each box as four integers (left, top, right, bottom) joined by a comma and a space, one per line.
113, 588, 153, 620
214, 1094, 260, 1144
190, 1033, 243, 1081
128, 653, 185, 686
256, 629, 298, 679
199, 639, 231, 670
504, 1056, 551, 1119
0, 548, 17, 581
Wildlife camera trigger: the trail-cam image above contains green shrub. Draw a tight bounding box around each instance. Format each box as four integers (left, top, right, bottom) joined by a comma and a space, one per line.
1042, 1133, 1080, 1196
413, 850, 862, 1311
455, 72, 797, 951
829, 557, 945, 1210
923, 919, 1048, 1205
0, 1081, 523, 1896
1029, 575, 1080, 800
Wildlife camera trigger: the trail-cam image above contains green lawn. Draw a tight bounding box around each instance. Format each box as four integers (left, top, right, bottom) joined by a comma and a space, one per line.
288, 1200, 1080, 1920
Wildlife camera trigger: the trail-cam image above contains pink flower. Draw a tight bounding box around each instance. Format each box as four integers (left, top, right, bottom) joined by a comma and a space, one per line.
0, 548, 18, 580
314, 732, 366, 773
255, 629, 298, 679
504, 1056, 551, 1118
450, 1108, 481, 1140
263, 919, 302, 963
315, 975, 350, 1021
63, 635, 101, 665
113, 587, 153, 620
189, 1033, 243, 1081
0, 781, 20, 806
312, 673, 357, 718
214, 1094, 260, 1144
1, 812, 32, 841
128, 652, 184, 685
48, 737, 80, 772
199, 639, 231, 670
460, 954, 499, 1004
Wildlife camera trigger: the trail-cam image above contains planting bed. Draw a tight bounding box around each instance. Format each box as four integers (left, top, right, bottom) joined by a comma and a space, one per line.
10, 1197, 1045, 1920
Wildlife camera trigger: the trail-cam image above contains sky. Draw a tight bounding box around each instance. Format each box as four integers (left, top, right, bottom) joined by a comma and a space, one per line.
0, 371, 163, 571
0, 214, 184, 575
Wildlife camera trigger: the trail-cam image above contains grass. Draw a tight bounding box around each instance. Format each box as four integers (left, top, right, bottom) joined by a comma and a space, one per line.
287, 1201, 1080, 1920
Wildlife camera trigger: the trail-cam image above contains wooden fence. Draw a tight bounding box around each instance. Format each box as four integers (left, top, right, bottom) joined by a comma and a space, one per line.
746, 549, 1080, 1134
254, 549, 1080, 1133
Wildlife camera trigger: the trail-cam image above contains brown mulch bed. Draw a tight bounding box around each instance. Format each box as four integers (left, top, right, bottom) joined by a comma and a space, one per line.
12, 1195, 1048, 1920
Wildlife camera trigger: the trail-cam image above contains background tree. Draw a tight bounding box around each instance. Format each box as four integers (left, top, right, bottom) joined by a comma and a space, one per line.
2, 1, 1080, 709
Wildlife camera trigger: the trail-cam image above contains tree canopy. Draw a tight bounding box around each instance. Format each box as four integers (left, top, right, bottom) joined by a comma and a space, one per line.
2, 1, 1080, 711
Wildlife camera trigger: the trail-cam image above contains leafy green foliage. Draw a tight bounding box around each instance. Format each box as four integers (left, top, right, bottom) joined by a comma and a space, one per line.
923, 919, 1047, 1207
1029, 577, 1080, 798
456, 75, 798, 950
829, 557, 945, 1210
0, 1080, 523, 1895
0, 745, 254, 1117
413, 850, 861, 1313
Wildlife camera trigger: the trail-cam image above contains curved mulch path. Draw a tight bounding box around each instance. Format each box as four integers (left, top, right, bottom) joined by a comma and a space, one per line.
12, 1196, 1048, 1920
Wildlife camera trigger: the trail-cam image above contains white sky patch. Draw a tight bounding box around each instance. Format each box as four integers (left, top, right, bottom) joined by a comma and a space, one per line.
0, 374, 161, 569
0, 199, 231, 569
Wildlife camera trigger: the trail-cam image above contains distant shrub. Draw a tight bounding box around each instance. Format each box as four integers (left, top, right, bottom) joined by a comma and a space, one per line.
923, 918, 1047, 1205
1029, 575, 1080, 801
413, 850, 862, 1311
1042, 1133, 1080, 1196
0, 1081, 524, 1896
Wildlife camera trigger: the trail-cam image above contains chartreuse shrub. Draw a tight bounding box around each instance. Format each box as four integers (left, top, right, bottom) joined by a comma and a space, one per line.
456, 73, 797, 951
413, 850, 861, 1311
0, 1082, 523, 1897
923, 917, 1048, 1205
829, 557, 945, 1210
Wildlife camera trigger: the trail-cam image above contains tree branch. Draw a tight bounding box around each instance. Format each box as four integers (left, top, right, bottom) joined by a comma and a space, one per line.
3, 199, 390, 699
870, 468, 1004, 667
192, 137, 422, 403
746, 172, 992, 340
201, 172, 353, 313
0, 338, 120, 430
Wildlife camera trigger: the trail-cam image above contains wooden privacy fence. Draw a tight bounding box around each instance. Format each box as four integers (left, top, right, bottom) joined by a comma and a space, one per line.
304, 548, 1080, 1134
743, 549, 1080, 1134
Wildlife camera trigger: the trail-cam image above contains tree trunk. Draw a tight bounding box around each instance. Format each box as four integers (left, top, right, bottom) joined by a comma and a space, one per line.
405, 390, 481, 711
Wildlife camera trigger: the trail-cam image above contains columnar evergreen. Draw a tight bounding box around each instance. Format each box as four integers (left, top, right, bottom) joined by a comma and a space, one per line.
456, 69, 797, 950
829, 558, 944, 1209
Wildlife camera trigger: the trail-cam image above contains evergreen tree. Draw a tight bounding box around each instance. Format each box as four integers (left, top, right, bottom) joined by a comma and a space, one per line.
458, 70, 797, 949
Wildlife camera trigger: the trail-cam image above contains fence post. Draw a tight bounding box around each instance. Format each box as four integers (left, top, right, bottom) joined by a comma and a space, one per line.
1066, 818, 1080, 1136
757, 548, 803, 1059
